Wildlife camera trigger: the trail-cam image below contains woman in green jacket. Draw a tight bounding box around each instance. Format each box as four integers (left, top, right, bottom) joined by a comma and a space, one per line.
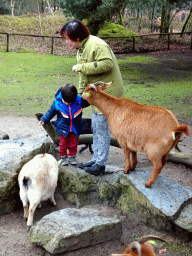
60, 19, 125, 175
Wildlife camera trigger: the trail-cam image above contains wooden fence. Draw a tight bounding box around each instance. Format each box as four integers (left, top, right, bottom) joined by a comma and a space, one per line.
0, 31, 192, 55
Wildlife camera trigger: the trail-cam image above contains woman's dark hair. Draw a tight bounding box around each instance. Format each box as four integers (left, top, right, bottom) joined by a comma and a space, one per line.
60, 19, 90, 42
61, 83, 77, 104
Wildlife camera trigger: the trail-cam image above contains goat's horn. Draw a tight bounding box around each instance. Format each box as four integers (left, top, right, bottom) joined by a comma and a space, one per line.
129, 241, 142, 256
111, 255, 128, 256
89, 84, 97, 91
138, 235, 166, 244
111, 254, 128, 256
94, 81, 105, 86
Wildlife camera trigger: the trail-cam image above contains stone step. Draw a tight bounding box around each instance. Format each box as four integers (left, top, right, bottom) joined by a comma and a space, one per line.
28, 208, 122, 254
58, 165, 192, 239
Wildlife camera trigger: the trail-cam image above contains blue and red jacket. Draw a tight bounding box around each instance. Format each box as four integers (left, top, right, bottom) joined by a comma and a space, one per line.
40, 88, 89, 137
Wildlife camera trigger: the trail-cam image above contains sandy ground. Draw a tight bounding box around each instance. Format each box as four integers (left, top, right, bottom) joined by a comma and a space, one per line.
0, 114, 192, 256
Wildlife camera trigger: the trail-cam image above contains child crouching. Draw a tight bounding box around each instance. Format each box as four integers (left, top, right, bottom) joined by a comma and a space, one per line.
40, 83, 89, 166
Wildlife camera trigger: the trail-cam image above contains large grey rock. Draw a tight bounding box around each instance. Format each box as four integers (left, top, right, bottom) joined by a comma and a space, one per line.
59, 165, 192, 237
28, 208, 122, 254
0, 132, 51, 215
58, 165, 122, 207
120, 169, 192, 232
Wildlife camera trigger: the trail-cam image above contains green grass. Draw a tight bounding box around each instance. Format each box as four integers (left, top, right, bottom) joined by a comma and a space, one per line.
164, 240, 192, 256
0, 52, 192, 122
98, 22, 138, 41
118, 56, 192, 120
0, 52, 79, 116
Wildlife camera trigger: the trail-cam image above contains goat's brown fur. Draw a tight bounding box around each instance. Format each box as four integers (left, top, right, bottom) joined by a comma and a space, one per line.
112, 235, 165, 256
123, 241, 156, 256
82, 82, 190, 187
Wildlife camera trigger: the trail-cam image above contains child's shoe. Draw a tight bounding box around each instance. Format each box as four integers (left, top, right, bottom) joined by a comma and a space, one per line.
68, 155, 78, 165
58, 156, 68, 166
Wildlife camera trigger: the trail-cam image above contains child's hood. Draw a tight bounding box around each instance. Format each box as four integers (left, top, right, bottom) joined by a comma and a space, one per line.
55, 87, 63, 101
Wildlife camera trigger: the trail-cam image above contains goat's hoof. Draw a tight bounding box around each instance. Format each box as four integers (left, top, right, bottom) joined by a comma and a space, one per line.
24, 215, 28, 221
130, 166, 136, 171
123, 169, 130, 174
27, 225, 32, 231
145, 182, 152, 188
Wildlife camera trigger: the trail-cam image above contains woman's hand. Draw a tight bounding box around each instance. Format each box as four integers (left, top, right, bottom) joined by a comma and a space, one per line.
72, 65, 79, 72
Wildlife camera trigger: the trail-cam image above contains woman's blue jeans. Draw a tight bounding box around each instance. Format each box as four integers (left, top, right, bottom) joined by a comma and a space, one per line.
90, 112, 111, 166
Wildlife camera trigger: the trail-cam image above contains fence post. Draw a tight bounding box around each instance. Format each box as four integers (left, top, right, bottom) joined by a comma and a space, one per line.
6, 33, 9, 52
167, 33, 170, 51
51, 37, 54, 54
133, 36, 135, 53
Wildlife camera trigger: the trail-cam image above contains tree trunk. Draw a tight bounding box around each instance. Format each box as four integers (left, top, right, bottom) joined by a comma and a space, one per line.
37, 0, 43, 35
54, 0, 56, 12
40, 0, 44, 13
181, 7, 192, 36
46, 0, 54, 16
10, 0, 15, 17
138, 11, 143, 32
18, 1, 24, 15
161, 0, 171, 34
150, 0, 157, 33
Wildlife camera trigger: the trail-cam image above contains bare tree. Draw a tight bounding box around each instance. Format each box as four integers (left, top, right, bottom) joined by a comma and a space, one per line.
181, 6, 192, 35
10, 0, 15, 16
37, 0, 43, 34
45, 0, 54, 16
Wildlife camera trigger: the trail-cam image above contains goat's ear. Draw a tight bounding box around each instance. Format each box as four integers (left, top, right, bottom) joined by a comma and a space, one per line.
94, 81, 105, 87
101, 81, 112, 90
93, 81, 112, 90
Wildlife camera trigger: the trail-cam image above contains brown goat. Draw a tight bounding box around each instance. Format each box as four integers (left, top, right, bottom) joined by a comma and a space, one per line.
111, 235, 166, 256
82, 81, 190, 187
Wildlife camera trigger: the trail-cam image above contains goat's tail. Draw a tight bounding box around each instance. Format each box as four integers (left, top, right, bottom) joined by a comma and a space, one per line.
40, 153, 46, 158
173, 124, 190, 138
22, 176, 31, 188
138, 235, 166, 244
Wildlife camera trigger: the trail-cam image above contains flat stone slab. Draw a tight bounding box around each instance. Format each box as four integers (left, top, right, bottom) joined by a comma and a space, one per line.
29, 208, 122, 254
126, 169, 192, 217
59, 165, 192, 234
121, 169, 192, 231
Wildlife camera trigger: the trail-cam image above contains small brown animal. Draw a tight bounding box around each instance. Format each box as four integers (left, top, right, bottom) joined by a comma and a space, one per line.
112, 235, 166, 256
82, 81, 190, 187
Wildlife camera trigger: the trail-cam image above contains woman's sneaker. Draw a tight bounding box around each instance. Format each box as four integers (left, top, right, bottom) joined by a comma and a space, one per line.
68, 155, 78, 165
77, 160, 95, 169
84, 164, 105, 175
58, 156, 68, 166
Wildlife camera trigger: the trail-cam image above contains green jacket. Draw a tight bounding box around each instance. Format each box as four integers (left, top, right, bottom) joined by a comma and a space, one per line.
76, 35, 125, 99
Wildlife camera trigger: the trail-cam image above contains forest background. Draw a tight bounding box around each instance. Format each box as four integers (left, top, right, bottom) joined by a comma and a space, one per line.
1, 0, 192, 35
